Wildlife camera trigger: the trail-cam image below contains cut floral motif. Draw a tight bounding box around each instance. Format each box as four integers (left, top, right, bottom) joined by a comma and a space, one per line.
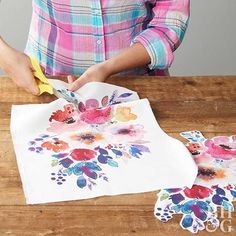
155, 131, 236, 234
155, 184, 236, 234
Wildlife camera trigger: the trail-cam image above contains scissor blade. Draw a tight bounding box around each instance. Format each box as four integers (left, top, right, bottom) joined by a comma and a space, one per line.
53, 88, 81, 106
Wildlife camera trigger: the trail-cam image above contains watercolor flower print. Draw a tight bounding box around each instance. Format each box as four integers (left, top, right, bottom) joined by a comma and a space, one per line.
155, 131, 236, 233
27, 92, 150, 190
182, 131, 236, 186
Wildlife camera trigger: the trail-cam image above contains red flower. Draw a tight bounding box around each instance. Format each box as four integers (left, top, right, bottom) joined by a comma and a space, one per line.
70, 148, 97, 161
49, 104, 76, 123
183, 185, 213, 199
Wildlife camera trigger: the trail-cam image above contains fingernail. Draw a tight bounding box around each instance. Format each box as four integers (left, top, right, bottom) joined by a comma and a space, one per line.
67, 75, 75, 84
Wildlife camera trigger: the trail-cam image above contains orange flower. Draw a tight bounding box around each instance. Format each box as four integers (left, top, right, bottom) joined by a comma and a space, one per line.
197, 166, 226, 181
41, 139, 69, 153
215, 169, 226, 179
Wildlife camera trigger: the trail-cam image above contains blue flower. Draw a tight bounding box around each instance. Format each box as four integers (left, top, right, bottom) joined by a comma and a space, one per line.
181, 200, 212, 221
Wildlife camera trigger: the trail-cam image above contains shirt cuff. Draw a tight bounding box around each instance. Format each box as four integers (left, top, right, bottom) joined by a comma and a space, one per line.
130, 29, 174, 70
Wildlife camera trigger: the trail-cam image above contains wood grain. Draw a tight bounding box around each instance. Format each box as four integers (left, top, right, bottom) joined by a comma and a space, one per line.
0, 206, 235, 236
0, 76, 236, 235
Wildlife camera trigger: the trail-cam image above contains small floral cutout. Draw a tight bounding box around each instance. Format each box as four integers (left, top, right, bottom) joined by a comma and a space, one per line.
155, 131, 236, 233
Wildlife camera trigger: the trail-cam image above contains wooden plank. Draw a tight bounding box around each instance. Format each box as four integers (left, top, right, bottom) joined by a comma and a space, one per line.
0, 206, 235, 236
0, 76, 236, 103
108, 76, 236, 102
0, 166, 158, 206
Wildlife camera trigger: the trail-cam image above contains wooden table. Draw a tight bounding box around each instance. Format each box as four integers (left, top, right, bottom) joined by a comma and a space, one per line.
0, 76, 236, 236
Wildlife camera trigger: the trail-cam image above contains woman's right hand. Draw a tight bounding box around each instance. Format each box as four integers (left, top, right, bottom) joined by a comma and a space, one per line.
0, 38, 39, 95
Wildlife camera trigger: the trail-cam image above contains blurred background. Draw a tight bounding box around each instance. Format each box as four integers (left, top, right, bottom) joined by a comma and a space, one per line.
0, 0, 236, 76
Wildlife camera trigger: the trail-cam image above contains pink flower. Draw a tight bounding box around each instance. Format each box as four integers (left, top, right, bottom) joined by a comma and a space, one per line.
204, 136, 236, 160
193, 152, 214, 164
47, 119, 88, 133
186, 142, 212, 164
78, 99, 100, 112
108, 124, 145, 142
80, 107, 112, 125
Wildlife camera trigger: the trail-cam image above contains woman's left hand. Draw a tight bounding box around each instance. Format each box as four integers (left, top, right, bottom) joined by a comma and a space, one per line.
67, 61, 111, 91
67, 43, 151, 91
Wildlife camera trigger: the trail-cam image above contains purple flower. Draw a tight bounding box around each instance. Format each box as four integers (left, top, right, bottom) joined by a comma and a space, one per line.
28, 147, 35, 152
35, 138, 44, 141
29, 141, 36, 146
59, 158, 74, 168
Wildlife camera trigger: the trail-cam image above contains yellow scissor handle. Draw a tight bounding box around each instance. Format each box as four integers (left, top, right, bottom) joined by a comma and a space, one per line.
30, 57, 54, 95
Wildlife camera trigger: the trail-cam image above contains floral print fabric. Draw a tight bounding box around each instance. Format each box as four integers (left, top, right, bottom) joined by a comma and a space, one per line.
11, 82, 197, 204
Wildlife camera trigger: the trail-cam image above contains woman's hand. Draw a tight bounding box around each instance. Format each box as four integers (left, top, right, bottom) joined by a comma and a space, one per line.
67, 43, 151, 91
67, 61, 112, 91
0, 38, 39, 95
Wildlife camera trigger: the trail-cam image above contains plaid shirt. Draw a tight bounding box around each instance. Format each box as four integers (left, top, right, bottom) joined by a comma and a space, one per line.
25, 0, 190, 76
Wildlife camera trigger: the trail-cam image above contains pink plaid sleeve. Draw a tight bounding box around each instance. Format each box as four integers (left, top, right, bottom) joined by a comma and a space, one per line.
131, 0, 190, 70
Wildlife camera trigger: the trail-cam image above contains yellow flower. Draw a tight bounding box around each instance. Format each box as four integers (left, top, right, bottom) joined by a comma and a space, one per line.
114, 106, 137, 122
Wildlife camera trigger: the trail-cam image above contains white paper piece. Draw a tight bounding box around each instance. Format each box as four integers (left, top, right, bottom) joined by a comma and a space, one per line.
11, 82, 197, 204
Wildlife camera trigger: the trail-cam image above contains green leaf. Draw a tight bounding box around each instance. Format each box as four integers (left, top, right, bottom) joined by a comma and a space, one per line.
51, 160, 59, 167
160, 193, 169, 201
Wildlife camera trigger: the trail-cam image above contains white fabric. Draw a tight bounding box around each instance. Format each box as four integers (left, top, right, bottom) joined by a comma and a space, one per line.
10, 82, 197, 204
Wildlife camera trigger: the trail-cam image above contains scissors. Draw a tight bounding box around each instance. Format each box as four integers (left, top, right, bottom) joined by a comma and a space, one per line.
30, 57, 81, 105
